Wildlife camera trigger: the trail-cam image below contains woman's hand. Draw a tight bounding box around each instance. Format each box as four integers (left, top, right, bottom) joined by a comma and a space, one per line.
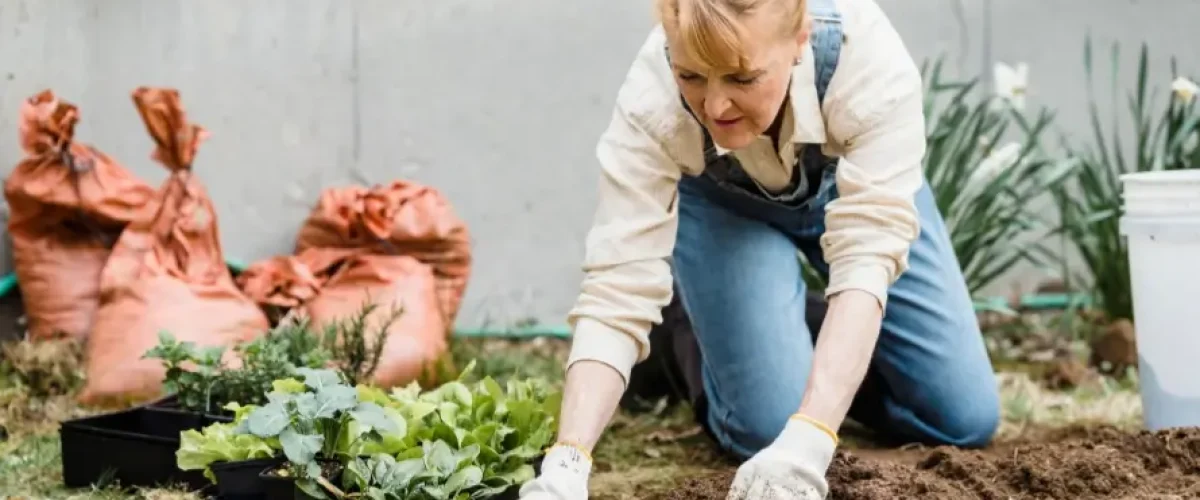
519, 444, 593, 499
519, 360, 627, 499
726, 415, 838, 500
728, 289, 882, 498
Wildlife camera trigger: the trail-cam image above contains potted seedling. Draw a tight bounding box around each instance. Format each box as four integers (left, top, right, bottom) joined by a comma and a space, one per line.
176, 401, 285, 499
241, 368, 400, 500
171, 304, 392, 498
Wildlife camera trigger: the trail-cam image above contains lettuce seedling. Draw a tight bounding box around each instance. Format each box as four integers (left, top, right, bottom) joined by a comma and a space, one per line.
176, 402, 279, 481
337, 361, 562, 498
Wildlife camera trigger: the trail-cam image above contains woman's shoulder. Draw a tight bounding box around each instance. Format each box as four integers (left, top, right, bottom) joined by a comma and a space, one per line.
608, 26, 704, 168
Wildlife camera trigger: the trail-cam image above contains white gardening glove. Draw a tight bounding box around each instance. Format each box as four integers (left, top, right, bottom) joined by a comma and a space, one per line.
519, 443, 592, 499
726, 414, 839, 500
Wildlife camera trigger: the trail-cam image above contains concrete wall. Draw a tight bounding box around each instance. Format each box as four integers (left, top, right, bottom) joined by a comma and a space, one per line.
1, 0, 1197, 328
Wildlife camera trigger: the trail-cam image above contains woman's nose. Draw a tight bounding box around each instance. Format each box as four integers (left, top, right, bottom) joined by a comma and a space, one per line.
704, 86, 732, 119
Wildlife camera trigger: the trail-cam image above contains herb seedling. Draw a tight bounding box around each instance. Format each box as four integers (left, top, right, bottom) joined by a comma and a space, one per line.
143, 322, 334, 413
319, 300, 403, 385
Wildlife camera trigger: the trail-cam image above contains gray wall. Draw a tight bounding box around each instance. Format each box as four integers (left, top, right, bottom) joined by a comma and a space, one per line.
1, 0, 1197, 328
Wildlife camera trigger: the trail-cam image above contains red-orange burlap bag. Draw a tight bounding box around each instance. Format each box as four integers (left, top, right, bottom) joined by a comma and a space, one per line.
78, 87, 269, 407
294, 181, 471, 327
238, 247, 448, 388
4, 90, 156, 341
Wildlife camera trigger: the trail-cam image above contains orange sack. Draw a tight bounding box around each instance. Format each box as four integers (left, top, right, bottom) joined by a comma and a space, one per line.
294, 181, 471, 326
78, 87, 269, 407
238, 247, 448, 388
4, 90, 156, 341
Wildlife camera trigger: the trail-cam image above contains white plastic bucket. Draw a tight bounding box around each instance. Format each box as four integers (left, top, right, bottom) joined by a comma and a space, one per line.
1119, 169, 1200, 431
1122, 169, 1200, 216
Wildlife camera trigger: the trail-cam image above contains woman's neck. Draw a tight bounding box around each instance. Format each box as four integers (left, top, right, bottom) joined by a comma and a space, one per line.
766, 93, 789, 150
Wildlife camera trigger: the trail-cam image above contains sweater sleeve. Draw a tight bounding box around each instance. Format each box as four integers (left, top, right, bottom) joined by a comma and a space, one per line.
818, 0, 927, 309
564, 33, 685, 386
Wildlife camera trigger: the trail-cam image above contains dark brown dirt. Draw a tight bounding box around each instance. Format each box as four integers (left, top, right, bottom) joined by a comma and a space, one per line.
654, 426, 1200, 499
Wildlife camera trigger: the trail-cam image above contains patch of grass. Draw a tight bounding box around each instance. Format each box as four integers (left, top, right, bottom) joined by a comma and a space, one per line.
996, 370, 1141, 440
1, 338, 94, 439
0, 433, 201, 499
0, 329, 1146, 500
591, 402, 728, 500
449, 337, 568, 386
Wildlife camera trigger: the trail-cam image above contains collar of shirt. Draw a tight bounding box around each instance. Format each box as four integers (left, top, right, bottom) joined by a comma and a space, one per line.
710, 42, 828, 166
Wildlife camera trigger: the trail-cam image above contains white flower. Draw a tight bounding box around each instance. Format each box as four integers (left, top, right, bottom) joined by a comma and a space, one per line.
994, 62, 1029, 111
1172, 76, 1199, 103
968, 142, 1023, 188
951, 141, 1024, 213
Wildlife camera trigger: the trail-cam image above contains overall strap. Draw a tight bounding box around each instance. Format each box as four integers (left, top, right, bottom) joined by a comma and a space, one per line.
807, 0, 844, 106
667, 0, 846, 192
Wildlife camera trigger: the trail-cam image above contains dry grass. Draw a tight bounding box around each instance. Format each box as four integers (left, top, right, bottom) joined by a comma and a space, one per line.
995, 370, 1142, 440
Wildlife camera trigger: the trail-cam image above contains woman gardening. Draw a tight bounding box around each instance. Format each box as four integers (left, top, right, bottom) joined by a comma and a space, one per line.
521, 0, 1001, 497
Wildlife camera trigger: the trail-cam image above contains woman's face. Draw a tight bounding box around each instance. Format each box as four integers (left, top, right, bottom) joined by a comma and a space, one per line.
665, 12, 806, 151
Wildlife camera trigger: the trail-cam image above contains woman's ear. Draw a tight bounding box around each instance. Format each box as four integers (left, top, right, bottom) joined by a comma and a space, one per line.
794, 14, 812, 56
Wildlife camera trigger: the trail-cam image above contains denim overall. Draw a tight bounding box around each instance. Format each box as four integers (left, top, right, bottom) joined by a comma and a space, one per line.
666, 0, 1001, 460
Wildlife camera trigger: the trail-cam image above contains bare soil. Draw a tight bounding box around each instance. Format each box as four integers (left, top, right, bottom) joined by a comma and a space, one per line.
653, 425, 1200, 499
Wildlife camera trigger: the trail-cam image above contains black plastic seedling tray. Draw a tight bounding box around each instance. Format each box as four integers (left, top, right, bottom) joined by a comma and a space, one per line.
210, 456, 285, 500
59, 397, 233, 492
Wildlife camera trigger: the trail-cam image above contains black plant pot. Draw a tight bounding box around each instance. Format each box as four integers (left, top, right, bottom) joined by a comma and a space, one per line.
258, 462, 344, 500
59, 398, 227, 492
210, 456, 285, 500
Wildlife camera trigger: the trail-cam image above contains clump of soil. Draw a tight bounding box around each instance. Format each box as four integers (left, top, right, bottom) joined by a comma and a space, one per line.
1043, 357, 1098, 390
1091, 318, 1138, 375
656, 426, 1200, 499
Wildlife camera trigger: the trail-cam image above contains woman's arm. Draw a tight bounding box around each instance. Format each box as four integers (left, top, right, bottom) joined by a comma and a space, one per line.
798, 289, 883, 430
557, 27, 689, 452
553, 361, 627, 451
796, 0, 928, 431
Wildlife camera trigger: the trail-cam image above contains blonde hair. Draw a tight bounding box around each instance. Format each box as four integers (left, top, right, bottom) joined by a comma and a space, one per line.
656, 0, 807, 73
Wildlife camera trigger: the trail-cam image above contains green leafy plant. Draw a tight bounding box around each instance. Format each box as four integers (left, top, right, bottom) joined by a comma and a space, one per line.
144, 333, 227, 412
1047, 38, 1200, 321
175, 360, 560, 499
921, 57, 1081, 296
342, 441, 488, 500
343, 361, 561, 499
143, 322, 333, 413
242, 367, 400, 497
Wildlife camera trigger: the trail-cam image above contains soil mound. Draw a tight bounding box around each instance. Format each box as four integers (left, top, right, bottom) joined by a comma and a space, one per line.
656, 426, 1200, 499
